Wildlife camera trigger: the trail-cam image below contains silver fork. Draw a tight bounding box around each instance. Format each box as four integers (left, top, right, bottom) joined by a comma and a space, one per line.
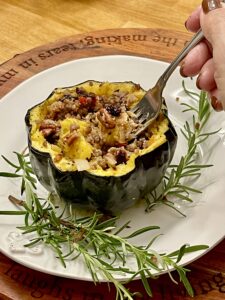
131, 29, 204, 136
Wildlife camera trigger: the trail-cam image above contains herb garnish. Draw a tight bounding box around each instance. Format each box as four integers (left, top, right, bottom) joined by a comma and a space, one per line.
0, 82, 217, 299
145, 82, 220, 215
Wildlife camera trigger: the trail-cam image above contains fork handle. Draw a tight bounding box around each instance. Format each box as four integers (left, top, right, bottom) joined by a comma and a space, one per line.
158, 29, 204, 86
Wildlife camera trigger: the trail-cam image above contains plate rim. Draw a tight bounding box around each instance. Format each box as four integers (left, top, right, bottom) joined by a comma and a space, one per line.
0, 53, 225, 282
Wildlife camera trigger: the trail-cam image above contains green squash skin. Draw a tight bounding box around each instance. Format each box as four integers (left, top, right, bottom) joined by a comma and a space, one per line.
26, 122, 177, 214
25, 82, 177, 214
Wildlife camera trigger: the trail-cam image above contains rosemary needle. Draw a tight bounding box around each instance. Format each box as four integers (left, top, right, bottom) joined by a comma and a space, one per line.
0, 152, 208, 299
145, 82, 219, 215
0, 81, 216, 300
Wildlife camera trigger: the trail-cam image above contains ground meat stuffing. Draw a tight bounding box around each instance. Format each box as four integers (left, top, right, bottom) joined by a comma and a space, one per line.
96, 108, 116, 129
39, 83, 154, 170
39, 119, 61, 144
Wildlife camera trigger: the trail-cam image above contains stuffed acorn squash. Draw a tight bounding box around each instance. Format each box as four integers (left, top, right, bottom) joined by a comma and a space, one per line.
25, 80, 177, 213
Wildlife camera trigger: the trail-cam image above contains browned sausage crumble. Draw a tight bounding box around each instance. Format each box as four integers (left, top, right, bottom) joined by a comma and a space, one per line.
37, 82, 158, 170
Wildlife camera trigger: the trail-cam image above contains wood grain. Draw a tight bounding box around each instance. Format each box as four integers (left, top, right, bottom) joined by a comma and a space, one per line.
0, 28, 192, 98
1, 1, 225, 299
1, 240, 225, 300
0, 0, 200, 63
0, 27, 225, 300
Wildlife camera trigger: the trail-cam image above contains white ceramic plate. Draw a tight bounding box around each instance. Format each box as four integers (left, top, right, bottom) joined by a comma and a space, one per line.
0, 55, 225, 281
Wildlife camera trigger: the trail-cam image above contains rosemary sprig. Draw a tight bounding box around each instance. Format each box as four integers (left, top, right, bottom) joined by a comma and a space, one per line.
0, 81, 218, 299
0, 151, 208, 299
145, 82, 220, 213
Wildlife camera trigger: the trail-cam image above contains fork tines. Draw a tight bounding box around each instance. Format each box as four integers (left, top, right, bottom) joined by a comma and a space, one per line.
131, 96, 155, 124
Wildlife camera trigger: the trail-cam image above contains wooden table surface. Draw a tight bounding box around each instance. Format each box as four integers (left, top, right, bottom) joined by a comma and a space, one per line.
1, 1, 225, 300
0, 0, 200, 64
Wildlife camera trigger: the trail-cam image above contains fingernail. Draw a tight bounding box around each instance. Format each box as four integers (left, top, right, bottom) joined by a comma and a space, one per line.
184, 16, 191, 31
211, 96, 223, 111
180, 62, 187, 78
202, 0, 222, 14
196, 74, 201, 90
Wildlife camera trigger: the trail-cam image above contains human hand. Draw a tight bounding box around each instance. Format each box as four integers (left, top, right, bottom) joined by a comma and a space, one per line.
180, 0, 225, 111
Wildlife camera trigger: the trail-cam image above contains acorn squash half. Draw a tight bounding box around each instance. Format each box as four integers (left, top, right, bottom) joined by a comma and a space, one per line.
25, 80, 177, 213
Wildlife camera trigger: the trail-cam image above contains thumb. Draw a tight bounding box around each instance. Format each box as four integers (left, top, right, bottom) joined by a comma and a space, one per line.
200, 0, 225, 109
